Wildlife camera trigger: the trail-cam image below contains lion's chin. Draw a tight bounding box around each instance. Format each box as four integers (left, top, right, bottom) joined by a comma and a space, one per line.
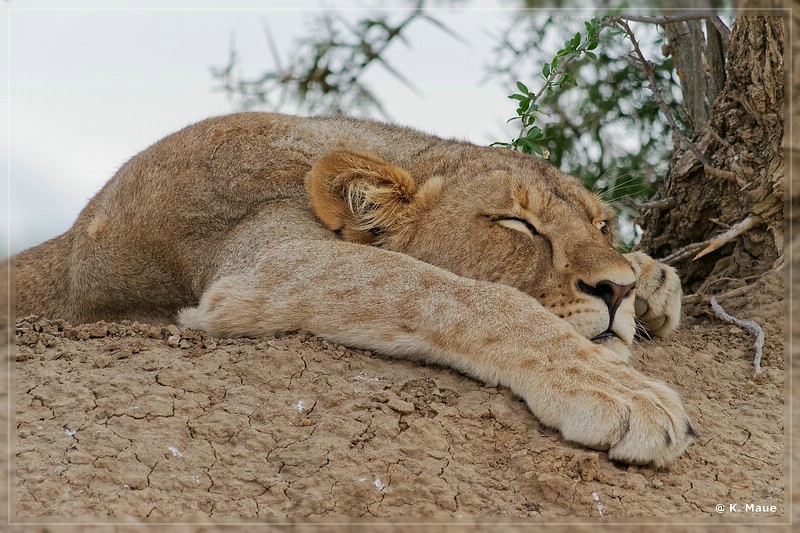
590, 334, 632, 362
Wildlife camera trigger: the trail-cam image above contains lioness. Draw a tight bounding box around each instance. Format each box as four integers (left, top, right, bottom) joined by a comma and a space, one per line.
14, 112, 695, 466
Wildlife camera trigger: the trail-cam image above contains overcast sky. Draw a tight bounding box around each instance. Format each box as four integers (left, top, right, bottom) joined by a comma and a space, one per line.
3, 0, 588, 255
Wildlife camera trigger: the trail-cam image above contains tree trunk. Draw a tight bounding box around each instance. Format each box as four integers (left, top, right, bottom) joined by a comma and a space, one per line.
637, 15, 785, 296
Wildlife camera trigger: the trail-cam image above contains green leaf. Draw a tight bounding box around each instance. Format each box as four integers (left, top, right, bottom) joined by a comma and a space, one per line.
516, 81, 529, 94
587, 40, 599, 50
526, 126, 542, 139
551, 57, 558, 70
519, 137, 543, 155
542, 62, 551, 77
585, 51, 597, 60
508, 93, 527, 101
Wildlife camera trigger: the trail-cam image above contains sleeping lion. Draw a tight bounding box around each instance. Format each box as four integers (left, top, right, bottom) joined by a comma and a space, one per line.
14, 112, 695, 466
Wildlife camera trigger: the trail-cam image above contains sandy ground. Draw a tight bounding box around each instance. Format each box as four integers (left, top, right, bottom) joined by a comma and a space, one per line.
6, 258, 788, 529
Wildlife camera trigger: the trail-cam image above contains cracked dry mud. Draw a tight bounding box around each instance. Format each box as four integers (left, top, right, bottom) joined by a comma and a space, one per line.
12, 270, 785, 521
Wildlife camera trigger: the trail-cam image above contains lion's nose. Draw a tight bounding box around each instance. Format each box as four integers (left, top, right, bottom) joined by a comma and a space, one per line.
577, 279, 634, 316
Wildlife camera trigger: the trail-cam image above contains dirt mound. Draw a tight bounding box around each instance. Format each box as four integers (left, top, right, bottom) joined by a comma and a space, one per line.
10, 269, 785, 522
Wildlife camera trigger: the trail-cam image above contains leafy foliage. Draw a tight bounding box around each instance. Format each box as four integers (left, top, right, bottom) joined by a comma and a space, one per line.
489, 15, 689, 244
492, 17, 603, 157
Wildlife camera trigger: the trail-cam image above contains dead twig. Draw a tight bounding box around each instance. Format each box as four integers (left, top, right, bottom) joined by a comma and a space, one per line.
703, 163, 745, 186
709, 217, 731, 229
710, 296, 764, 377
639, 197, 676, 211
693, 215, 761, 260
661, 241, 708, 265
660, 214, 761, 264
704, 124, 732, 149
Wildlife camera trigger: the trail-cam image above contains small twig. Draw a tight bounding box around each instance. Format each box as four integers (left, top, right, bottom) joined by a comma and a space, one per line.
614, 19, 715, 168
660, 215, 761, 264
709, 217, 731, 229
704, 125, 732, 149
710, 296, 764, 377
693, 215, 761, 260
661, 241, 708, 265
639, 197, 676, 211
703, 163, 744, 186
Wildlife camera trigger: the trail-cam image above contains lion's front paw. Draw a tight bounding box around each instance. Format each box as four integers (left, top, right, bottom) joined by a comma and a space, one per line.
554, 363, 696, 467
606, 376, 697, 467
624, 251, 681, 337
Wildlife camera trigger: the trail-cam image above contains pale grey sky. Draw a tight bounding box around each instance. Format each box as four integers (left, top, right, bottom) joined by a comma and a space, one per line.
2, 0, 577, 255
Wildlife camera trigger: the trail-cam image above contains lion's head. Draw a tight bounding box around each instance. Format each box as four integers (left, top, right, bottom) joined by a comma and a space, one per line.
307, 149, 637, 353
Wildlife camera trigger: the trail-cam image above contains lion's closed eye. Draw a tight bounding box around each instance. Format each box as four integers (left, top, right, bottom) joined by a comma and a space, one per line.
496, 216, 539, 236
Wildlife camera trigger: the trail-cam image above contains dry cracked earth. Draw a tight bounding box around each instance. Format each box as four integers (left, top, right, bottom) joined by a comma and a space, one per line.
4, 266, 790, 530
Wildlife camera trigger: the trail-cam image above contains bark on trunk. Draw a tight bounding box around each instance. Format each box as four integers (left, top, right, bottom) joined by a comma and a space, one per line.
637, 15, 785, 295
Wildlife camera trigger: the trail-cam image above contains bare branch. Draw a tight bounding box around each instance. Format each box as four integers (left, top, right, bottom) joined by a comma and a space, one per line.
703, 163, 746, 187
614, 19, 714, 167
618, 14, 718, 25
693, 215, 761, 260
710, 297, 765, 377
661, 240, 708, 265
707, 16, 731, 48
639, 197, 676, 211
618, 14, 730, 48
660, 215, 762, 264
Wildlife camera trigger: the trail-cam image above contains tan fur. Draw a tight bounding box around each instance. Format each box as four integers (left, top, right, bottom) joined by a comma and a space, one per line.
13, 112, 693, 466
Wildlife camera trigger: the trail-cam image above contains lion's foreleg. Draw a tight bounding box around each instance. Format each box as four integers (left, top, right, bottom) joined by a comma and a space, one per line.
180, 239, 695, 466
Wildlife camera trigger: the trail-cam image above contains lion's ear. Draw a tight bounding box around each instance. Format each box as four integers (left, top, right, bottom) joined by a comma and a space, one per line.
307, 150, 419, 244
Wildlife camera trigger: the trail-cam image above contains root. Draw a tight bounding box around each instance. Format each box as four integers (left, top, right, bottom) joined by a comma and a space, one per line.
681, 253, 783, 305
710, 296, 764, 377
